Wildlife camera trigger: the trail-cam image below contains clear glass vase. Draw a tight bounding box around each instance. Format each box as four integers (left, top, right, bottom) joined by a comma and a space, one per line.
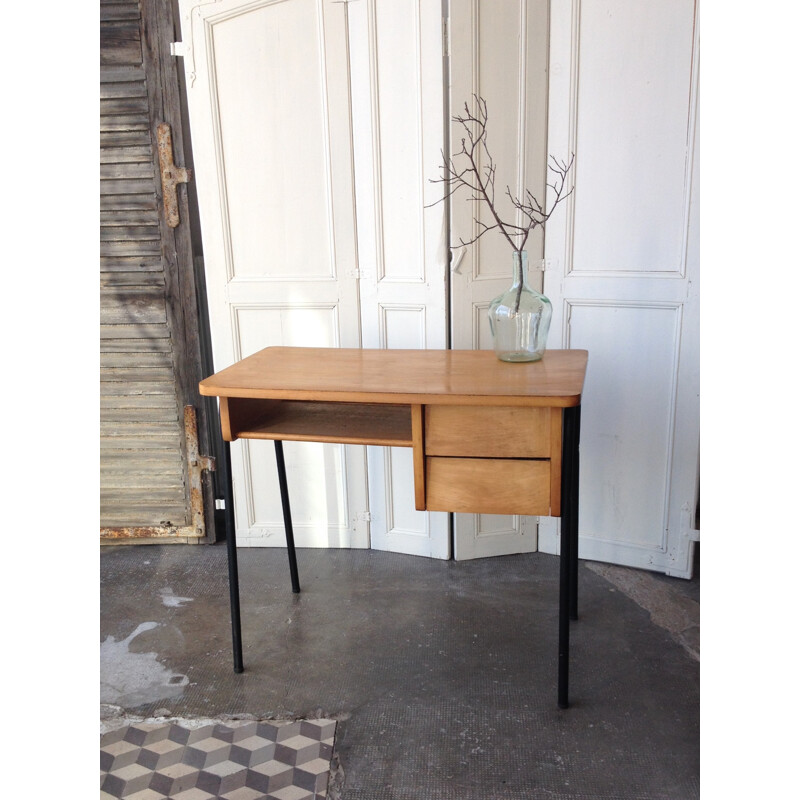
487, 250, 552, 362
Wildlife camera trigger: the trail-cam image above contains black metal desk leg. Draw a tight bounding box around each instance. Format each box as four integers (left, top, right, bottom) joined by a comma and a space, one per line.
569, 404, 581, 621
558, 406, 576, 709
274, 440, 301, 594
223, 441, 244, 673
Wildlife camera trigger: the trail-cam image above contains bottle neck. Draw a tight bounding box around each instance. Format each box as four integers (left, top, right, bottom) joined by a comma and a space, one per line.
511, 251, 529, 288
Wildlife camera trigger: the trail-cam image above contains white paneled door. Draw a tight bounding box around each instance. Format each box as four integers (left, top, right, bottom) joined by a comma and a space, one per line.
539, 0, 700, 577
178, 0, 449, 554
448, 0, 551, 559
178, 0, 368, 548
348, 0, 450, 558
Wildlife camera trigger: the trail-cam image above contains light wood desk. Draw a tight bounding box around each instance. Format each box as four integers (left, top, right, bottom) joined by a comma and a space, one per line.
200, 346, 588, 708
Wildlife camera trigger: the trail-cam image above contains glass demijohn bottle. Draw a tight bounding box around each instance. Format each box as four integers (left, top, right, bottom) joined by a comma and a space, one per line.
487, 250, 552, 362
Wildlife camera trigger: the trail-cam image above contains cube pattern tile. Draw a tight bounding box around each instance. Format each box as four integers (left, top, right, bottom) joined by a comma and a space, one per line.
100, 720, 336, 800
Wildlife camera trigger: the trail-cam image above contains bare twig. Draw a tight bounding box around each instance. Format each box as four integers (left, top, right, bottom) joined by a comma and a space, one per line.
426, 96, 574, 311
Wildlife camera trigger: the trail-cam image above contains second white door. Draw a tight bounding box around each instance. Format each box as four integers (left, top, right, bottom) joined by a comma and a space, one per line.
348, 0, 450, 558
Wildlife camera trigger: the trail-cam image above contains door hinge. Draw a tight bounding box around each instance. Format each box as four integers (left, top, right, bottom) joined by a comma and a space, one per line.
679, 502, 700, 541
450, 247, 467, 275
184, 406, 215, 538
170, 41, 186, 57
157, 123, 192, 228
346, 269, 372, 280
356, 511, 372, 522
442, 17, 449, 57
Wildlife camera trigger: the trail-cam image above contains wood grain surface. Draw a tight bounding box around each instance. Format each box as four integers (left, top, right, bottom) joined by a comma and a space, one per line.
200, 347, 588, 406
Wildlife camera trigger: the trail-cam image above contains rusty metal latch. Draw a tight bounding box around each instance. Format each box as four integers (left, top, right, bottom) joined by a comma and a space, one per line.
157, 122, 192, 228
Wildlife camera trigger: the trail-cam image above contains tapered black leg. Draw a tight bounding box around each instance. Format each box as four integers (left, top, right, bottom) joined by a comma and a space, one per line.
558, 406, 577, 709
223, 441, 244, 673
274, 440, 301, 593
569, 404, 581, 621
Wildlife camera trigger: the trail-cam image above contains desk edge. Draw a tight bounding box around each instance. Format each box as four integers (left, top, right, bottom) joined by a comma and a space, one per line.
200, 385, 582, 407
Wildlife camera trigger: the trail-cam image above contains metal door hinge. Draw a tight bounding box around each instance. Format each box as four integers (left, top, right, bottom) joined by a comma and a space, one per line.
442, 17, 449, 56
679, 502, 700, 541
346, 269, 372, 280
185, 406, 216, 534
450, 247, 467, 274
170, 41, 186, 57
356, 511, 372, 522
157, 123, 192, 228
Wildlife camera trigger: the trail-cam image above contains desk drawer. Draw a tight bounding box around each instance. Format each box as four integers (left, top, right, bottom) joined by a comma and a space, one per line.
425, 457, 551, 516
425, 406, 551, 458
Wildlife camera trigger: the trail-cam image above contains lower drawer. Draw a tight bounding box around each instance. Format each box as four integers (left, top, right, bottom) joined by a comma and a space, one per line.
425, 457, 551, 516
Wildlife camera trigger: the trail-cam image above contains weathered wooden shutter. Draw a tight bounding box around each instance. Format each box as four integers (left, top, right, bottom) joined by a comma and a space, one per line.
100, 0, 215, 542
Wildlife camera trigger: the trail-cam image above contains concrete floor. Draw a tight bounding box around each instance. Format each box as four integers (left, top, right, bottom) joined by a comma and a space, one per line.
100, 544, 699, 799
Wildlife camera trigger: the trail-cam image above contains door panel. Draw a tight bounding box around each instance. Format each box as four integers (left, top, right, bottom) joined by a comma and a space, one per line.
539, 0, 700, 577
179, 0, 368, 547
210, 1, 335, 277
348, 0, 450, 558
448, 0, 550, 559
569, 302, 683, 547
570, 0, 694, 275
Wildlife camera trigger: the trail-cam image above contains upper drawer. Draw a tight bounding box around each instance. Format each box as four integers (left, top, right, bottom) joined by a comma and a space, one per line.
425, 405, 552, 458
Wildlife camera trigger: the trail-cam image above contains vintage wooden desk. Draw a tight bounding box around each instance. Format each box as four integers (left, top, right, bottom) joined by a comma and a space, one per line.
199, 346, 587, 708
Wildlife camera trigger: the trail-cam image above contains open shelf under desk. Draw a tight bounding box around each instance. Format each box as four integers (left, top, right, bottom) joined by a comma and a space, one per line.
222, 398, 414, 447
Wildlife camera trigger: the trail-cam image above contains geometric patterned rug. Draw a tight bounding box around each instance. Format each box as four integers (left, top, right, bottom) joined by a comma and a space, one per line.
100, 719, 337, 800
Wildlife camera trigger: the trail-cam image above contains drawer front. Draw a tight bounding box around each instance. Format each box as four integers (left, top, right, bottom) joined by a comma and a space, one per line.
425, 457, 551, 516
425, 405, 551, 458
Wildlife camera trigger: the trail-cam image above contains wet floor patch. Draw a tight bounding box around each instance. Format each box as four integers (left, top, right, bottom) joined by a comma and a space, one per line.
101, 622, 190, 708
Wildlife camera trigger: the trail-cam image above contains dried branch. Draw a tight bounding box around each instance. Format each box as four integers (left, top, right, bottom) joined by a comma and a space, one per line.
427, 96, 574, 263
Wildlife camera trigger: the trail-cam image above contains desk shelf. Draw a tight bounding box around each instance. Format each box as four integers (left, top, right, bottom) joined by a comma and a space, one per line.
221, 398, 414, 447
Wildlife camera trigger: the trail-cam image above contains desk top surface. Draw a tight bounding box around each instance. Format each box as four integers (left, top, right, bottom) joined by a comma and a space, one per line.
200, 347, 588, 407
